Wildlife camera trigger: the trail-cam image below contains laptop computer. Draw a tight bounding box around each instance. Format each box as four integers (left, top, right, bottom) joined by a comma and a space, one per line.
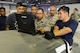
16, 12, 37, 35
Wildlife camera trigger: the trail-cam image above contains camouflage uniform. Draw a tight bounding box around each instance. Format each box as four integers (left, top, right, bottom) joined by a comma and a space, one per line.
35, 17, 50, 31
46, 14, 59, 27
71, 12, 79, 22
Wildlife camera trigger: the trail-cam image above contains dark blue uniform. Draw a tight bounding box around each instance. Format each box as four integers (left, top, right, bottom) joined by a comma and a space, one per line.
6, 13, 16, 30
55, 19, 78, 46
0, 16, 6, 30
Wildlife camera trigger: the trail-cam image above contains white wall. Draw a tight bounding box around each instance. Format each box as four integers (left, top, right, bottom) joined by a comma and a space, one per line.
3, 4, 10, 16
0, 3, 16, 16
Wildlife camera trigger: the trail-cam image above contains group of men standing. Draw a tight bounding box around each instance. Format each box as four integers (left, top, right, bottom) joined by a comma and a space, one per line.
0, 2, 78, 52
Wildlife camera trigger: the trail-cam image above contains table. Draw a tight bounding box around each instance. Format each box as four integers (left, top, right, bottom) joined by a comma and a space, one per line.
0, 30, 67, 53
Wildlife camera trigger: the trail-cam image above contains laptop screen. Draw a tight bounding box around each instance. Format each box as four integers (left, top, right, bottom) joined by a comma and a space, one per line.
16, 13, 36, 35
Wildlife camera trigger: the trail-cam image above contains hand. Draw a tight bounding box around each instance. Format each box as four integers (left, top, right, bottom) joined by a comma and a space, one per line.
38, 27, 45, 33
6, 27, 9, 31
6, 25, 10, 31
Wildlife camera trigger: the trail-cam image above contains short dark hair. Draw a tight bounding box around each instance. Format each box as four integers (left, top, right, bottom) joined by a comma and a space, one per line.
74, 8, 78, 11
0, 7, 5, 11
58, 6, 70, 14
50, 5, 56, 8
37, 8, 44, 13
31, 5, 37, 7
16, 2, 27, 7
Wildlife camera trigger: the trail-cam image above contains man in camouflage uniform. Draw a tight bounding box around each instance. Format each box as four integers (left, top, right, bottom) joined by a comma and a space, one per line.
47, 5, 59, 27
35, 8, 50, 33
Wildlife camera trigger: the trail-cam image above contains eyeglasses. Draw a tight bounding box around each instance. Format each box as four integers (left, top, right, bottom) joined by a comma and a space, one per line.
36, 13, 43, 14
50, 10, 55, 11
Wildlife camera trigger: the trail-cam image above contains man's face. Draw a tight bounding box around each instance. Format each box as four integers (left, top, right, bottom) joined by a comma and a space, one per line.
24, 7, 27, 12
36, 10, 44, 20
50, 6, 56, 16
58, 10, 66, 20
31, 6, 37, 15
0, 9, 6, 16
16, 6, 26, 14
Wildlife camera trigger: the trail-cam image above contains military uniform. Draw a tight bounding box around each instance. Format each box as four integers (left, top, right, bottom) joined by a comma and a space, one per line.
35, 17, 50, 31
71, 12, 79, 22
47, 14, 59, 27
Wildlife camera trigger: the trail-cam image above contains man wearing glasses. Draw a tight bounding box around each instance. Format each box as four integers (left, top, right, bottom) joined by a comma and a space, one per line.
35, 8, 50, 34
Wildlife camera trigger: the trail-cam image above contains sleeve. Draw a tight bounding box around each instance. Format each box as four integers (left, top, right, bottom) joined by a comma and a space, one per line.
68, 21, 78, 33
44, 26, 51, 31
44, 19, 51, 31
6, 14, 13, 25
55, 20, 60, 26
